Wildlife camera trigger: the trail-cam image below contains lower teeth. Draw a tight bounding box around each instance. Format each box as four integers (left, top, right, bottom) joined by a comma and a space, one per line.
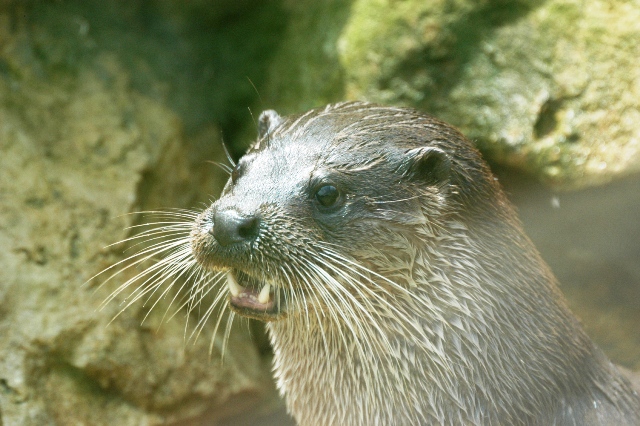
258, 283, 271, 304
227, 271, 273, 305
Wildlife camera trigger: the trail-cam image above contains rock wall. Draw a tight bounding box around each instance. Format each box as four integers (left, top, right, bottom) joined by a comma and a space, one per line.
265, 0, 640, 189
0, 1, 283, 424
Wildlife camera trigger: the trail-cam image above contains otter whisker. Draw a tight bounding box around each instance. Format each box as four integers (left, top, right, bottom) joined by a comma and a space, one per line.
181, 268, 210, 318
277, 264, 301, 324
174, 268, 214, 336
124, 209, 201, 219
208, 302, 231, 359
149, 260, 212, 328
316, 244, 453, 340
121, 222, 194, 235
121, 223, 193, 237
113, 250, 196, 315
100, 242, 194, 307
290, 266, 316, 334
189, 271, 225, 315
117, 230, 193, 254
369, 193, 423, 204
307, 261, 393, 353
221, 311, 236, 362
316, 242, 412, 296
134, 253, 196, 308
287, 258, 318, 324
93, 235, 192, 293
207, 160, 233, 175
318, 253, 404, 313
189, 276, 229, 345
184, 269, 225, 316
315, 248, 413, 319
220, 135, 236, 168
124, 218, 196, 229
311, 262, 410, 385
299, 264, 376, 385
296, 264, 354, 364
185, 285, 218, 336
316, 246, 449, 359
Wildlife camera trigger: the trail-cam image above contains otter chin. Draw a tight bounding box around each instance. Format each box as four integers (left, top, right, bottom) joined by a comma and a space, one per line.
190, 102, 640, 425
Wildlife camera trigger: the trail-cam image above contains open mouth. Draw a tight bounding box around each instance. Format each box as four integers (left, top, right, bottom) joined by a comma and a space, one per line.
226, 270, 286, 321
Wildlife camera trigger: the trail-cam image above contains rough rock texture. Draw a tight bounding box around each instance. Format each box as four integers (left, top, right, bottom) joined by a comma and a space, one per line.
0, 2, 278, 425
261, 0, 351, 115
337, 0, 640, 188
260, 0, 640, 189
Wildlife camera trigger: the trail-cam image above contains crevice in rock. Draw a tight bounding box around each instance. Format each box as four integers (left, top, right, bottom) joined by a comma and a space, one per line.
533, 97, 563, 139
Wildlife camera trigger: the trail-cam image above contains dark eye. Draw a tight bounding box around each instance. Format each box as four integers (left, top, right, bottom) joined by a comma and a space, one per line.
315, 184, 340, 208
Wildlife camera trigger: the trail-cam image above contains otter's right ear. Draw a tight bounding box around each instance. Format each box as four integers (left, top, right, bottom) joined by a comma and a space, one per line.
403, 146, 451, 186
258, 110, 283, 139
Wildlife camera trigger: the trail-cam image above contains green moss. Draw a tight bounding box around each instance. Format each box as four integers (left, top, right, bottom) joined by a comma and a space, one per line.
22, 0, 288, 157
261, 0, 353, 115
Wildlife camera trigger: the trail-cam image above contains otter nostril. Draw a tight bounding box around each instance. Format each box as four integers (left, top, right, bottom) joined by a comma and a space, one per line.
237, 216, 260, 240
212, 209, 260, 247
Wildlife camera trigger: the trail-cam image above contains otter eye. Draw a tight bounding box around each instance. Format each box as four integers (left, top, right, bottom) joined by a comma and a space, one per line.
315, 184, 340, 208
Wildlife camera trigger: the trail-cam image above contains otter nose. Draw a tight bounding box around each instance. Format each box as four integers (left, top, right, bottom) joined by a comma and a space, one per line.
211, 209, 260, 246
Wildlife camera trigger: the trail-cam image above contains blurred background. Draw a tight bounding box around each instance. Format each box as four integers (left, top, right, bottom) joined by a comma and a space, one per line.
0, 0, 638, 424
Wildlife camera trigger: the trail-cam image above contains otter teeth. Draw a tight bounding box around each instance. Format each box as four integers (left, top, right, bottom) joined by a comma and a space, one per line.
227, 271, 272, 304
258, 283, 271, 304
226, 272, 245, 297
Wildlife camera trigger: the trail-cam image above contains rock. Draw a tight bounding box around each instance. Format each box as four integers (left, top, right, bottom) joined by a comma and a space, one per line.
0, 3, 271, 425
337, 0, 640, 189
261, 0, 352, 115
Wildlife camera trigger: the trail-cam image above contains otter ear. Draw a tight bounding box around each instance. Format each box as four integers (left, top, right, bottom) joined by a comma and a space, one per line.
403, 146, 451, 186
258, 110, 283, 139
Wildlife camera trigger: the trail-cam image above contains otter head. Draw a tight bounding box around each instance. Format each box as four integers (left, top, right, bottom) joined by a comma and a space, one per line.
190, 102, 495, 323
187, 103, 640, 425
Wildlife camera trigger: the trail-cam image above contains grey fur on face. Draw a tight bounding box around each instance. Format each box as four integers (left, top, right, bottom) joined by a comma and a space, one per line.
107, 101, 640, 425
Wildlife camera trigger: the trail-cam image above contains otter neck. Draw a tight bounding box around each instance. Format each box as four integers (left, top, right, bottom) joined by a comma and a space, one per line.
267, 218, 637, 425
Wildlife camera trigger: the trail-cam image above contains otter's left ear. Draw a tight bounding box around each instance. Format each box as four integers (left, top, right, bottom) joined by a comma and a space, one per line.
258, 110, 283, 139
403, 146, 451, 186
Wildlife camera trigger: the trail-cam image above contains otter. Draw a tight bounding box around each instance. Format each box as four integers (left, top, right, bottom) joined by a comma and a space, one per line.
189, 102, 640, 425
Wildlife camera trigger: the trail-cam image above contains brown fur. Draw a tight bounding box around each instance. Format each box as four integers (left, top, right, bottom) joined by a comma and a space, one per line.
191, 102, 640, 425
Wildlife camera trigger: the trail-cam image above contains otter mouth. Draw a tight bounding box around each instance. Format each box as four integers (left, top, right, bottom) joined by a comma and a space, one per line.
226, 270, 286, 321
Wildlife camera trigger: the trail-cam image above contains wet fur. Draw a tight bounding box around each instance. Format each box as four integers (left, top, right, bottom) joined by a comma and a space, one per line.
103, 102, 640, 425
